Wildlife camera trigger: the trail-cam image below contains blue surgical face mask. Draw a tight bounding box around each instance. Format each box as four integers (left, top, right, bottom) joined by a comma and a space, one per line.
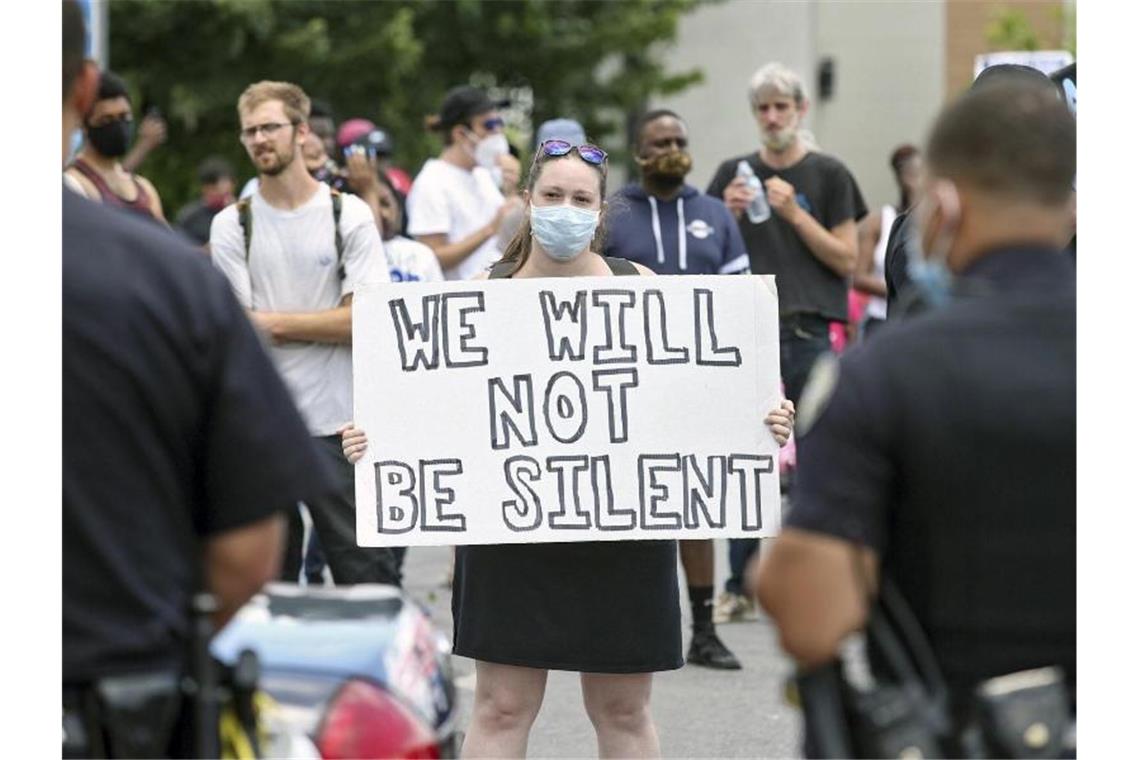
530, 204, 600, 261
903, 186, 959, 309
904, 230, 953, 308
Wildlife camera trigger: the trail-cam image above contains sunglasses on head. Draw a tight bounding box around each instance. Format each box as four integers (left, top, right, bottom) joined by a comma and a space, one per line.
536, 139, 607, 166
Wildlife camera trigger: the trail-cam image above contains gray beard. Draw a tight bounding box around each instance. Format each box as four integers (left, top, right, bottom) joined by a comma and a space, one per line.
762, 129, 797, 152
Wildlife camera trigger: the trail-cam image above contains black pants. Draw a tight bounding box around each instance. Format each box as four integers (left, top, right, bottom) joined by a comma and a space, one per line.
727, 313, 834, 594
281, 435, 400, 586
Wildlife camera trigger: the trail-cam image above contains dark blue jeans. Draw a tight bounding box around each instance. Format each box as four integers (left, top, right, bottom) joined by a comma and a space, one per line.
726, 314, 834, 595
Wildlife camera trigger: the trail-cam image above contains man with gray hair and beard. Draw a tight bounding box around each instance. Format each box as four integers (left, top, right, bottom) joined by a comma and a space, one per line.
706, 62, 865, 623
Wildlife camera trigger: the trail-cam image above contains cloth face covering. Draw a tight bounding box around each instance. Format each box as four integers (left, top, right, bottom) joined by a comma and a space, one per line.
641, 150, 693, 181
87, 119, 134, 158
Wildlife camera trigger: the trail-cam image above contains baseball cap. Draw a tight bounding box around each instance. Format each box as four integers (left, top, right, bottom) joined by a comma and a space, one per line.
535, 118, 586, 148
336, 118, 394, 156
437, 85, 509, 132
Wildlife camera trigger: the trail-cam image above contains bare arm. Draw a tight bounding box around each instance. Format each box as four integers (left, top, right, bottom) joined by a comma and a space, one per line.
137, 175, 167, 223
250, 293, 353, 345
416, 199, 520, 271
204, 513, 285, 629
853, 213, 887, 297
752, 528, 877, 666
793, 214, 857, 278
766, 177, 858, 278
121, 112, 167, 174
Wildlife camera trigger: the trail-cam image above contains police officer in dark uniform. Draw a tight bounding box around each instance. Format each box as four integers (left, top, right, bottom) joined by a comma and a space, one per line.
62, 3, 335, 755
753, 78, 1076, 754
883, 63, 1062, 319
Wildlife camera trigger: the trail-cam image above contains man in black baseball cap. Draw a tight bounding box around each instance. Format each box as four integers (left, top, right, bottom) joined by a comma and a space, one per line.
407, 85, 521, 279
435, 85, 510, 133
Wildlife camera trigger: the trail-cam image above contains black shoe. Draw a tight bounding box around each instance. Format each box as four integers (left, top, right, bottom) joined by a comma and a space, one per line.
687, 625, 742, 670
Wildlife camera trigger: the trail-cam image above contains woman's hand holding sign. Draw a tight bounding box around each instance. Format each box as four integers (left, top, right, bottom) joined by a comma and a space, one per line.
765, 399, 795, 447
339, 424, 369, 464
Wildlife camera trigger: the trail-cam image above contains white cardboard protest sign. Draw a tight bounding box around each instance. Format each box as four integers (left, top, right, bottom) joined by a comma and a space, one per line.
352, 275, 782, 547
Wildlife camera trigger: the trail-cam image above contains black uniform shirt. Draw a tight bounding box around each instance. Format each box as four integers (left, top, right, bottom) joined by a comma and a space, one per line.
707, 152, 866, 322
787, 245, 1076, 703
63, 189, 335, 683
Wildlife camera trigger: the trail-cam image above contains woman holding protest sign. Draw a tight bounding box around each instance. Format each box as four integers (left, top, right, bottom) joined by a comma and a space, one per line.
341, 139, 794, 758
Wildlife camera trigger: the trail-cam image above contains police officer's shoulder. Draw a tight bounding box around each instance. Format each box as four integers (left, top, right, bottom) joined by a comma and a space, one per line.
65, 191, 241, 316
796, 319, 938, 438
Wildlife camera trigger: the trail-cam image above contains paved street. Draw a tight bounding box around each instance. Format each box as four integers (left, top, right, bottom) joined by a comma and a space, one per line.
401, 539, 800, 759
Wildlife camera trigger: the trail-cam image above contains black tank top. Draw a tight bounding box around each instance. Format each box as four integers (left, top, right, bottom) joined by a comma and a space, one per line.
487, 255, 638, 279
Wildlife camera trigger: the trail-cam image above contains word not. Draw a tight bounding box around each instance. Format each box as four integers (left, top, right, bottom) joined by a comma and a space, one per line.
488, 369, 638, 448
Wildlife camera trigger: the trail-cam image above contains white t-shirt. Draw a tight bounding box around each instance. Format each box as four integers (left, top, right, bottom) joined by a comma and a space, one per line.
866, 204, 897, 321
385, 235, 445, 283
406, 158, 504, 280
209, 183, 390, 436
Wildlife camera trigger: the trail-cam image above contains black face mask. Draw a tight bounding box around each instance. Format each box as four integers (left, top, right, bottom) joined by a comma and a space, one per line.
86, 119, 134, 158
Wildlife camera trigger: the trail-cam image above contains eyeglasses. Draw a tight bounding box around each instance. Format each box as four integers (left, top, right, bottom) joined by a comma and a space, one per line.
480, 116, 505, 132
536, 139, 607, 166
239, 121, 298, 142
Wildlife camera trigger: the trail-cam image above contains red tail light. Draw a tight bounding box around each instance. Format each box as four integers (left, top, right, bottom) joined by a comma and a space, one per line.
317, 679, 441, 759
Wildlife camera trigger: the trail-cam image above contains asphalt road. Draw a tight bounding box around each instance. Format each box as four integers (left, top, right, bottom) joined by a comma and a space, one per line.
401, 539, 801, 759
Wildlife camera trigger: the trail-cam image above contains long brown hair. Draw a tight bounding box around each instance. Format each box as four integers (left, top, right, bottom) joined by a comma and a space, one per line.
496, 147, 609, 276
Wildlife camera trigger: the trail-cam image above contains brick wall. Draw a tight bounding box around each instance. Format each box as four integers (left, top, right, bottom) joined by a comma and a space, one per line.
945, 0, 1067, 97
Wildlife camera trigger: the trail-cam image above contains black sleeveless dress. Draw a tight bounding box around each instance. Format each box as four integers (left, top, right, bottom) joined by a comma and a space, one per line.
450, 256, 683, 673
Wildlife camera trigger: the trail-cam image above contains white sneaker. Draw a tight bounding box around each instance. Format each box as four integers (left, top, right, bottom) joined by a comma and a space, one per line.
713, 591, 759, 624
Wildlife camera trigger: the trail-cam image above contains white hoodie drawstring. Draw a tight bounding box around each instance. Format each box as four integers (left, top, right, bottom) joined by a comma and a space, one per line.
677, 197, 687, 271
648, 196, 665, 265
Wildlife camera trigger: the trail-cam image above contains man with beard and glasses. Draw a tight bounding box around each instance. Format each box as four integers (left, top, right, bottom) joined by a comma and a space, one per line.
208, 80, 398, 588
65, 69, 166, 222
707, 63, 864, 625
603, 109, 766, 671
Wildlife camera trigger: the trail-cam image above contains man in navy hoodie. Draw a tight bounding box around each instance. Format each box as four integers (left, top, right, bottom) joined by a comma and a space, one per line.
604, 109, 750, 671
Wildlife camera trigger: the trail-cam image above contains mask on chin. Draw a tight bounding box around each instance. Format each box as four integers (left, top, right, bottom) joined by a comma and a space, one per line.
904, 183, 960, 309
639, 150, 693, 184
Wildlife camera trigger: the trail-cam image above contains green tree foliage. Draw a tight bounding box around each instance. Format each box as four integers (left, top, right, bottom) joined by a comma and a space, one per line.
986, 8, 1040, 52
108, 0, 706, 210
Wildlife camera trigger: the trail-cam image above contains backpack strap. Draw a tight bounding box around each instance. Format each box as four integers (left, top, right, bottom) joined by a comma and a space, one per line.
330, 188, 345, 281
603, 256, 639, 276
237, 191, 345, 281
487, 256, 639, 279
236, 198, 253, 263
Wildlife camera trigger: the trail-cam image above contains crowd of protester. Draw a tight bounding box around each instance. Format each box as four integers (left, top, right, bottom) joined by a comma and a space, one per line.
63, 0, 1076, 752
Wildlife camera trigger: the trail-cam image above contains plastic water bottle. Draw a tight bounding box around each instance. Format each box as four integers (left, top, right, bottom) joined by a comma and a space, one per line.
736, 160, 771, 224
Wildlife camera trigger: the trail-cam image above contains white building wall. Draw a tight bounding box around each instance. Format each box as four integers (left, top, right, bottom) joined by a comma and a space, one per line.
655, 0, 945, 212
814, 1, 945, 211
649, 0, 816, 192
